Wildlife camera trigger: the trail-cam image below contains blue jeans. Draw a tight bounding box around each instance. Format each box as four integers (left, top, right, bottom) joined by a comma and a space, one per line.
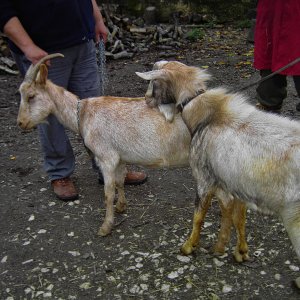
13, 41, 101, 180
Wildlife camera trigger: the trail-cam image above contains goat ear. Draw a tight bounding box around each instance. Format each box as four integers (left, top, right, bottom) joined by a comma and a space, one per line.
153, 60, 168, 70
36, 64, 48, 85
136, 70, 167, 81
158, 104, 176, 122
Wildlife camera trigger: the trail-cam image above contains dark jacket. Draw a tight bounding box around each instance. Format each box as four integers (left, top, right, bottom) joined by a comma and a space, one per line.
0, 0, 95, 54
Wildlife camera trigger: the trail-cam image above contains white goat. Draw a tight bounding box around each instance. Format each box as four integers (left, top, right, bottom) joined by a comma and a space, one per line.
18, 55, 248, 260
137, 61, 300, 276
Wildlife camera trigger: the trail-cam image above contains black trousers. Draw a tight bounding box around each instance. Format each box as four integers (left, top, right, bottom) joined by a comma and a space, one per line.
256, 70, 300, 109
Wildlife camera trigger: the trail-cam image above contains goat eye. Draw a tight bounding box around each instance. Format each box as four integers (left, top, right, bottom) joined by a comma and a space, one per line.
27, 95, 35, 101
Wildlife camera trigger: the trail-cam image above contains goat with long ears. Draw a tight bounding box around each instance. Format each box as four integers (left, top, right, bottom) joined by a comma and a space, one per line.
136, 60, 300, 283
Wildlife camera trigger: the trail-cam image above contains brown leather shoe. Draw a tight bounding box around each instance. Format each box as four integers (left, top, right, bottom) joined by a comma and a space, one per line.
51, 177, 78, 201
124, 171, 147, 185
98, 171, 147, 185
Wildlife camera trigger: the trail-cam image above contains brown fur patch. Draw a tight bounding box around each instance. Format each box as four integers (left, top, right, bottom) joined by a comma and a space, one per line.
182, 92, 233, 133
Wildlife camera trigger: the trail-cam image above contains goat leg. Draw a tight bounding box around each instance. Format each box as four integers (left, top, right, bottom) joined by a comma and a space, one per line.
213, 198, 234, 256
115, 164, 127, 213
98, 177, 115, 236
232, 200, 249, 262
181, 191, 213, 255
281, 203, 300, 260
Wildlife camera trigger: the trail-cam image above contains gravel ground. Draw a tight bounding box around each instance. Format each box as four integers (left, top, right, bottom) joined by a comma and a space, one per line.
1, 25, 300, 299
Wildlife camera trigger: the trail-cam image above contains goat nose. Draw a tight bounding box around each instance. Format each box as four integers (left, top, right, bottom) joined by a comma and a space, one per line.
17, 120, 23, 128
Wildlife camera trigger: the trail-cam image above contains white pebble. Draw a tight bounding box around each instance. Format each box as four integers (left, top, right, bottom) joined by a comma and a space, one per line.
274, 273, 281, 280
41, 268, 50, 273
79, 282, 91, 290
161, 284, 170, 293
140, 274, 150, 281
43, 292, 52, 298
68, 251, 80, 257
203, 221, 212, 228
167, 271, 179, 279
213, 258, 224, 267
135, 257, 143, 263
140, 284, 148, 291
222, 284, 232, 293
129, 284, 139, 294
150, 253, 162, 259
176, 255, 191, 263
1, 256, 8, 263
289, 265, 300, 272
28, 215, 35, 221
22, 259, 33, 265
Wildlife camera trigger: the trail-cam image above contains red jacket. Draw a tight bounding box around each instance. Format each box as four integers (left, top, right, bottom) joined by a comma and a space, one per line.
254, 0, 300, 75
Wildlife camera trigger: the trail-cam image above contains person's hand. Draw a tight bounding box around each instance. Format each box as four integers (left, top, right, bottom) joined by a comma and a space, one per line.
95, 19, 108, 43
23, 44, 49, 65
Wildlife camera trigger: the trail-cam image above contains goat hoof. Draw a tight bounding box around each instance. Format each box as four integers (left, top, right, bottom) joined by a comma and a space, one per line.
115, 202, 127, 213
212, 244, 225, 256
294, 277, 300, 289
181, 240, 196, 255
234, 249, 249, 263
97, 224, 112, 236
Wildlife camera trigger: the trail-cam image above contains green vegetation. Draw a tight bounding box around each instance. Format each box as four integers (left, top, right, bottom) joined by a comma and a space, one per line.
186, 28, 205, 41
235, 19, 252, 29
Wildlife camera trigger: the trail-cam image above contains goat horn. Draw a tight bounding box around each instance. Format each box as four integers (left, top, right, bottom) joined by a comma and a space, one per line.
136, 69, 167, 81
24, 53, 64, 82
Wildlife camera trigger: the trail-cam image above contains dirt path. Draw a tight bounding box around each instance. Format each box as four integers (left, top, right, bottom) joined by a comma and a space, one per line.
1, 26, 300, 299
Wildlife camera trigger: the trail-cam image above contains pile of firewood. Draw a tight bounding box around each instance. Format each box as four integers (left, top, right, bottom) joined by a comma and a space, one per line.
102, 6, 188, 59
0, 34, 19, 75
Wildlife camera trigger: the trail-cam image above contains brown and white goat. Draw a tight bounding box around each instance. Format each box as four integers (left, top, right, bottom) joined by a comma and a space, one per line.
137, 60, 300, 277
17, 55, 248, 260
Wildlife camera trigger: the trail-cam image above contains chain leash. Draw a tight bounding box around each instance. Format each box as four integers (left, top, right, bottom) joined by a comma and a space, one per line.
97, 38, 108, 96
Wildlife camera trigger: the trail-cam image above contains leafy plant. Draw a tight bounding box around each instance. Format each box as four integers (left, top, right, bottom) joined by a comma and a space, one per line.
236, 19, 252, 29
186, 28, 205, 41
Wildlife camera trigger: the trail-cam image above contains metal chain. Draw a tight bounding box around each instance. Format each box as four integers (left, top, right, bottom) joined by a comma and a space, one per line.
77, 99, 81, 135
77, 41, 107, 135
96, 38, 108, 96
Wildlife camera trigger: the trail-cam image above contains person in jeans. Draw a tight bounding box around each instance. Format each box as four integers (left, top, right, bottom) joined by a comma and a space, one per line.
254, 0, 300, 113
0, 0, 147, 201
